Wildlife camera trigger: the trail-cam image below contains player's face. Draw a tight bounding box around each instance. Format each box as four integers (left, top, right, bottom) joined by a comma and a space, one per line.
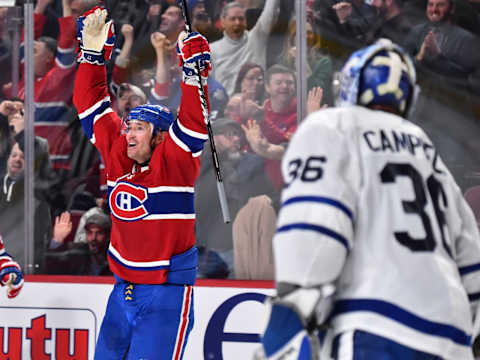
222, 6, 246, 40
426, 0, 451, 22
126, 120, 154, 163
85, 224, 108, 255
7, 143, 24, 180
266, 73, 296, 103
159, 6, 184, 36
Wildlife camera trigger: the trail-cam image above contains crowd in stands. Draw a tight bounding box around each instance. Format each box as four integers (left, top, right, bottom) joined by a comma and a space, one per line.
0, 0, 478, 280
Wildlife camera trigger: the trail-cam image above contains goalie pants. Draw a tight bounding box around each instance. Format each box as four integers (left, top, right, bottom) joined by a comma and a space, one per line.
94, 278, 194, 360
331, 330, 443, 360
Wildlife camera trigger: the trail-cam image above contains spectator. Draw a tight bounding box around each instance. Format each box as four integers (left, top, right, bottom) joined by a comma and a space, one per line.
70, 0, 102, 19
0, 140, 52, 273
259, 64, 297, 190
330, 0, 377, 46
159, 4, 186, 45
278, 17, 333, 105
109, 23, 135, 99
47, 211, 112, 275
210, 0, 280, 96
113, 83, 147, 119
225, 62, 265, 126
240, 86, 325, 161
0, 8, 13, 100
233, 194, 276, 280
195, 117, 276, 276
3, 0, 86, 171
189, 0, 223, 42
73, 205, 107, 244
404, 0, 480, 93
0, 99, 23, 174
368, 0, 419, 47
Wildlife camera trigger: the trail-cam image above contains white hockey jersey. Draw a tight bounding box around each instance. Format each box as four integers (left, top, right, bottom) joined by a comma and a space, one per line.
274, 106, 480, 359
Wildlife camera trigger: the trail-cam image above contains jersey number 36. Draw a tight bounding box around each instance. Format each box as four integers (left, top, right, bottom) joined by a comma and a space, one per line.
381, 162, 452, 256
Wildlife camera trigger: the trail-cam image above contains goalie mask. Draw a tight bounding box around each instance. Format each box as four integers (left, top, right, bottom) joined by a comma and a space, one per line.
125, 104, 174, 135
338, 38, 417, 117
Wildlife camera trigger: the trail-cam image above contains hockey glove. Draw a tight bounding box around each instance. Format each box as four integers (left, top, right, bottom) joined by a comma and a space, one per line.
77, 6, 115, 65
176, 31, 211, 86
259, 285, 335, 360
0, 257, 24, 299
259, 297, 320, 360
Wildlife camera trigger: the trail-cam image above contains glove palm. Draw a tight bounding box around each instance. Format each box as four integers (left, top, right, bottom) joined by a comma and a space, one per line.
77, 6, 115, 65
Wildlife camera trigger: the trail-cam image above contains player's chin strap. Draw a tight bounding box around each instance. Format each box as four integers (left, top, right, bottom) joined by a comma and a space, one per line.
255, 284, 336, 360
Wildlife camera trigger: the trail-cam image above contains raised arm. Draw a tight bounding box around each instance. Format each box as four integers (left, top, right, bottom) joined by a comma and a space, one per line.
176, 31, 211, 134
73, 7, 121, 162
149, 31, 173, 104
251, 0, 280, 37
110, 23, 135, 95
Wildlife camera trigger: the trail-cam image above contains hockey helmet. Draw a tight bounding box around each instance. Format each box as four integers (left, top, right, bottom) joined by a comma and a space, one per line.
338, 38, 416, 117
126, 104, 174, 134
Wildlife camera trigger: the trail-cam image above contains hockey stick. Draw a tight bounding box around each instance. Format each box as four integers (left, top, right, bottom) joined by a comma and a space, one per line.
178, 0, 230, 224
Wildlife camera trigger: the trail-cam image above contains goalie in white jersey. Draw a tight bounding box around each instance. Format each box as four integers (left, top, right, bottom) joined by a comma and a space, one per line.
258, 39, 480, 360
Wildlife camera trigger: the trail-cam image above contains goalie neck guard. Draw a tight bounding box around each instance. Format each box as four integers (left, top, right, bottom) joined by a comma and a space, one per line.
338, 38, 416, 117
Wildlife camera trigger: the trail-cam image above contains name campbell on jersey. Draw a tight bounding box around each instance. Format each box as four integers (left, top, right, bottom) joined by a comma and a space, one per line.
274, 105, 480, 360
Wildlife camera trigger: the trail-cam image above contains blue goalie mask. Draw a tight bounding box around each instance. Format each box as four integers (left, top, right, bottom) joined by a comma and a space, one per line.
126, 104, 174, 134
338, 38, 416, 117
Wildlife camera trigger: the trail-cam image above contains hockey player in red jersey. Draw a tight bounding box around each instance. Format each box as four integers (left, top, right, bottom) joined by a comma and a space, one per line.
73, 6, 211, 359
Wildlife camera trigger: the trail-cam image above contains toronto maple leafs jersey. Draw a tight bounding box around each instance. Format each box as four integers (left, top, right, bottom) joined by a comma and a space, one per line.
274, 106, 480, 359
73, 63, 208, 284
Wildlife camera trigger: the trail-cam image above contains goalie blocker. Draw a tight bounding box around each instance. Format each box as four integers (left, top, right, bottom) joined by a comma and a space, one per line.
257, 285, 335, 360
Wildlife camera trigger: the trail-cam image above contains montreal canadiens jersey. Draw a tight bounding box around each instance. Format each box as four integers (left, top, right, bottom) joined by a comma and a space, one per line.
73, 63, 208, 284
274, 106, 480, 359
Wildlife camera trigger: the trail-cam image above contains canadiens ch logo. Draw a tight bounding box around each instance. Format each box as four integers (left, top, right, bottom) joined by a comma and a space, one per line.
109, 182, 149, 221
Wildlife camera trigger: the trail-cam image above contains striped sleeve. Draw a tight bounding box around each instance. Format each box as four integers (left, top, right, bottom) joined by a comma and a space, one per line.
0, 235, 14, 265
20, 13, 46, 65
273, 111, 359, 287
455, 194, 480, 320
169, 82, 209, 156
56, 16, 77, 69
74, 63, 121, 159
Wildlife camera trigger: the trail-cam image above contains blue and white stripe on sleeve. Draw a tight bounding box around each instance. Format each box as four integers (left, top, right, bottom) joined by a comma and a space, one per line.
55, 45, 76, 69
169, 118, 208, 157
459, 262, 480, 303
276, 195, 355, 252
78, 96, 113, 143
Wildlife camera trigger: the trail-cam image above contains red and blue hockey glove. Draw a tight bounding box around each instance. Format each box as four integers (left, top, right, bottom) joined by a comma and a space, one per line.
77, 6, 115, 65
0, 235, 24, 299
176, 31, 211, 85
0, 249, 23, 300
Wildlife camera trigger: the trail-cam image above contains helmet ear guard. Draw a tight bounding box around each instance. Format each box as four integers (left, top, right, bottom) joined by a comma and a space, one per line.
338, 38, 418, 117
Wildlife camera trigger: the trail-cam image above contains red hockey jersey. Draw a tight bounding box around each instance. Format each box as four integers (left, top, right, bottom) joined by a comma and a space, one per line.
13, 14, 78, 170
73, 63, 209, 284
